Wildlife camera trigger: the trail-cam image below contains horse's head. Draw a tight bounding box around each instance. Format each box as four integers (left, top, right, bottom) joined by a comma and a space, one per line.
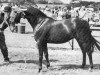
9, 10, 25, 24
9, 10, 26, 32
9, 7, 48, 31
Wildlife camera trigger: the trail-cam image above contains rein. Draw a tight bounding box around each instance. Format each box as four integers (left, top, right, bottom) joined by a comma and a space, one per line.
0, 19, 12, 31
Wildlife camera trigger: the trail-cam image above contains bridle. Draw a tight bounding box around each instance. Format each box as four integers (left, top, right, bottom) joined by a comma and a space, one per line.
3, 11, 17, 32
0, 16, 11, 31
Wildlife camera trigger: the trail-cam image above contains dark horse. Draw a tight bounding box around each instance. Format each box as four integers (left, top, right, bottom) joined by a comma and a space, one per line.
9, 7, 100, 72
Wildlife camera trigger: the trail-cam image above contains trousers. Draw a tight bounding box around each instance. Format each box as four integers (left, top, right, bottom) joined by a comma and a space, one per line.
0, 32, 9, 61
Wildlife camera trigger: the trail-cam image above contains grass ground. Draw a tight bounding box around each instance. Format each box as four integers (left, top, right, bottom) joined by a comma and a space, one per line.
0, 26, 100, 75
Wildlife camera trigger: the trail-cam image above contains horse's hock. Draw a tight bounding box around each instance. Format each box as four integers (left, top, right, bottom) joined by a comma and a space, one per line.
15, 23, 26, 34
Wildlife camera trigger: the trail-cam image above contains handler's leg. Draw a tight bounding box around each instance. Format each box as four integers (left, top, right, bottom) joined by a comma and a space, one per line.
1, 45, 9, 62
0, 33, 9, 62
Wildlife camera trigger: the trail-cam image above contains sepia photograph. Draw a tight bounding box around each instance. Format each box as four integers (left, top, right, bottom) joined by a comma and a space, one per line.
0, 0, 100, 75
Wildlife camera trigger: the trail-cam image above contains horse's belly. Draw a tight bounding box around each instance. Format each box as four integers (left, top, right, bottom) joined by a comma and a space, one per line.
47, 29, 73, 43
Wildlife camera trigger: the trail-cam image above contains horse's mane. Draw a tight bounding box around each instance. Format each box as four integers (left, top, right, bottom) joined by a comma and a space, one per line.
25, 7, 47, 18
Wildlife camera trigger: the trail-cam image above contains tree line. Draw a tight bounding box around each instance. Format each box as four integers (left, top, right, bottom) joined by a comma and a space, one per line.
0, 0, 99, 7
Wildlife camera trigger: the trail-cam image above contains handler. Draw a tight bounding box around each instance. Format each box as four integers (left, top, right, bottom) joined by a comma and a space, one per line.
0, 6, 12, 62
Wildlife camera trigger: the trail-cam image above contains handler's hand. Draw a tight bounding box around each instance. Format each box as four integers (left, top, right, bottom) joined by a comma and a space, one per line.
0, 29, 3, 33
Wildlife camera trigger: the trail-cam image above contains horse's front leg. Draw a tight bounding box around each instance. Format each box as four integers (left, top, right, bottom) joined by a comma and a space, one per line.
43, 43, 50, 68
83, 42, 93, 70
37, 41, 43, 72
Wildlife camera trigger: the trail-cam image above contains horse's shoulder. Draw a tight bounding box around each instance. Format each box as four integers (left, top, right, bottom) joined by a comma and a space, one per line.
63, 19, 72, 24
52, 20, 62, 25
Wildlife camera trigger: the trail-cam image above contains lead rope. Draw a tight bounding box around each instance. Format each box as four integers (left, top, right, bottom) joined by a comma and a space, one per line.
1, 19, 12, 32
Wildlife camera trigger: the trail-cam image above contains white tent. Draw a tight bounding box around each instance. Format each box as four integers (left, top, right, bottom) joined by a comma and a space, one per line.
82, 0, 100, 2
60, 0, 100, 4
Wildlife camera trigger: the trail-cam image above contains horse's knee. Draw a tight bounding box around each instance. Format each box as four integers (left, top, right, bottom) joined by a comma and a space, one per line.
39, 51, 43, 58
87, 51, 92, 56
36, 41, 44, 56
43, 46, 48, 59
36, 41, 42, 49
44, 49, 48, 55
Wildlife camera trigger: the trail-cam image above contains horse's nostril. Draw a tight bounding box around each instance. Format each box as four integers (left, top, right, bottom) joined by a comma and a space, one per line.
9, 20, 11, 24
9, 20, 13, 24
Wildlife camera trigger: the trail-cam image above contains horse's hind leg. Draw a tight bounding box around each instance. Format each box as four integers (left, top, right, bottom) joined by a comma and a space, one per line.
87, 52, 93, 70
81, 43, 93, 70
81, 51, 86, 68
43, 43, 50, 68
76, 40, 87, 68
87, 46, 93, 70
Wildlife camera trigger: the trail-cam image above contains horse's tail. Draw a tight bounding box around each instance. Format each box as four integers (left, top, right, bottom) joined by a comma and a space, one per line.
92, 36, 100, 51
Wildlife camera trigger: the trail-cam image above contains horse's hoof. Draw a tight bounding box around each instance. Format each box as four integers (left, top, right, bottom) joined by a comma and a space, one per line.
3, 59, 10, 64
80, 65, 85, 68
47, 64, 50, 69
89, 66, 93, 71
89, 68, 93, 72
38, 66, 42, 73
38, 69, 42, 73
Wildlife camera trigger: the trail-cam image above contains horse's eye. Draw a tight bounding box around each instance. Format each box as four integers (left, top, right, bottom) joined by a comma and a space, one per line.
14, 11, 17, 13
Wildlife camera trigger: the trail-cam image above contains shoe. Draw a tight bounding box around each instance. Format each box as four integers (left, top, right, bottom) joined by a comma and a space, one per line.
4, 58, 10, 63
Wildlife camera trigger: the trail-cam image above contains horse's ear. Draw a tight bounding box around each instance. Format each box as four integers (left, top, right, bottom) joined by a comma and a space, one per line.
21, 12, 26, 19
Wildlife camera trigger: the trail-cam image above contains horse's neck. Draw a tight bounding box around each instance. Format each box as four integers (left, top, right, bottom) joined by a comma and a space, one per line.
26, 16, 48, 30
64, 18, 74, 22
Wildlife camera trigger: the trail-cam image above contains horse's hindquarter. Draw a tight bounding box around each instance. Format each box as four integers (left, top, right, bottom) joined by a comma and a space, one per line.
47, 20, 74, 43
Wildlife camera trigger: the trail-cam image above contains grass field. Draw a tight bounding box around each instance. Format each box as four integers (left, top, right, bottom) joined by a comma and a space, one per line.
0, 23, 100, 75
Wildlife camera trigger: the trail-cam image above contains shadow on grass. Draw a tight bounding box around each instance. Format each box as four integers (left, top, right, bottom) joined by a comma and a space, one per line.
0, 62, 12, 67
0, 59, 58, 67
0, 59, 100, 71
9, 59, 58, 66
50, 64, 100, 70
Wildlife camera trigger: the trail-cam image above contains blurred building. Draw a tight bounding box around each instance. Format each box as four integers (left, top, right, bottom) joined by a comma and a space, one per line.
94, 3, 100, 12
